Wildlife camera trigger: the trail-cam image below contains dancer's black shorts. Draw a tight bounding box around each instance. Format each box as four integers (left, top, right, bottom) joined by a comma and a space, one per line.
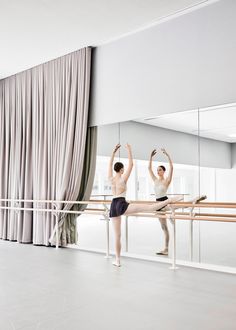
109, 197, 129, 218
156, 196, 168, 211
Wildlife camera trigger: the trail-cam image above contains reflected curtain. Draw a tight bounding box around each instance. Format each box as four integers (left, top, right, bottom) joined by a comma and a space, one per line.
0, 47, 95, 246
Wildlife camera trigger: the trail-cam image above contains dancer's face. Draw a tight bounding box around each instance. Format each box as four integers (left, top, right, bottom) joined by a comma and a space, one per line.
157, 166, 165, 177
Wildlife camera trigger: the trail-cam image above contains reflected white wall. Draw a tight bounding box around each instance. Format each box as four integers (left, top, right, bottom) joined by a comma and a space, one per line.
97, 121, 231, 168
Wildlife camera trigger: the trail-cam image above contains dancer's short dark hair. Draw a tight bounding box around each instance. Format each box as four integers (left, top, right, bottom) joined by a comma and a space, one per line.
114, 162, 124, 172
158, 165, 166, 172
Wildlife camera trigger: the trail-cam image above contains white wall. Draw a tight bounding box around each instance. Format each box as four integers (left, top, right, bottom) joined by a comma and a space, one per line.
90, 0, 236, 126
215, 168, 236, 202
97, 121, 231, 169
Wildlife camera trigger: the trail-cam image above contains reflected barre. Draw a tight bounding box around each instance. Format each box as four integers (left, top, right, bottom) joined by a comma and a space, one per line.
122, 200, 236, 269
0, 198, 236, 270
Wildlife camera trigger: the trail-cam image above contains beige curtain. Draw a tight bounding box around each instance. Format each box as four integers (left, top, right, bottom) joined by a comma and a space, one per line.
50, 126, 97, 246
0, 47, 96, 246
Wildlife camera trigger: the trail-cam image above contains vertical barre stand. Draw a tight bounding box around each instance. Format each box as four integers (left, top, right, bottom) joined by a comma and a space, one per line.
170, 208, 178, 270
102, 203, 111, 258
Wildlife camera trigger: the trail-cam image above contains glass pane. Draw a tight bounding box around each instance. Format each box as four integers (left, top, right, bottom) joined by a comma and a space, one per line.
77, 115, 201, 264
199, 104, 236, 267
118, 113, 200, 262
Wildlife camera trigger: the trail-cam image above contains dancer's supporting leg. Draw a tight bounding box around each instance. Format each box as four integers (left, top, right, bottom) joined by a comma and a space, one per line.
112, 217, 122, 267
155, 194, 207, 256
156, 218, 169, 255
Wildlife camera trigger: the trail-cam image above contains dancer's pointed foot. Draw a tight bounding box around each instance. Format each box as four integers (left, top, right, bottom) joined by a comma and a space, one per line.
156, 248, 168, 256
112, 259, 121, 267
193, 195, 207, 203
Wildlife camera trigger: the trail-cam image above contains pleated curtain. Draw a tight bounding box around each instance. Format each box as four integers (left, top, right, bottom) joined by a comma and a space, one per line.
0, 47, 97, 246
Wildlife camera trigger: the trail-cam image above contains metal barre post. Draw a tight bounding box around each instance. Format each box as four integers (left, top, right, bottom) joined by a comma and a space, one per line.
102, 203, 111, 259
170, 208, 178, 270
55, 213, 59, 249
189, 201, 194, 262
190, 220, 193, 261
51, 202, 60, 249
52, 203, 58, 249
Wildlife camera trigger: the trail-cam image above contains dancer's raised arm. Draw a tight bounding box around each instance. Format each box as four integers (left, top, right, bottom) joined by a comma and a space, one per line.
161, 148, 173, 186
123, 144, 133, 182
148, 149, 157, 182
108, 144, 121, 179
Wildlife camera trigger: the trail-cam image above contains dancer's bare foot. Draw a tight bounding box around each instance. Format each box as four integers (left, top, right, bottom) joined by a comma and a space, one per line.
156, 248, 168, 256
189, 195, 207, 212
112, 259, 121, 267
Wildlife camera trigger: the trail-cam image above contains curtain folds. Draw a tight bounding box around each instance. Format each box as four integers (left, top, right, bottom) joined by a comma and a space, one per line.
0, 47, 96, 246
50, 126, 97, 246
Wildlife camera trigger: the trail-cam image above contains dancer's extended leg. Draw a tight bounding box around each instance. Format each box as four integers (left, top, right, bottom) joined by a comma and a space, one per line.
124, 196, 182, 216
167, 194, 207, 211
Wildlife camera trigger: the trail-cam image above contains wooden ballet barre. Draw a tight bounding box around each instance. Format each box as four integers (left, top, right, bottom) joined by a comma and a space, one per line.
0, 198, 199, 206
195, 212, 236, 218
0, 198, 215, 206
170, 201, 236, 208
0, 205, 107, 215
164, 214, 236, 222
0, 198, 112, 205
1, 198, 236, 208
90, 200, 223, 206
0, 203, 110, 252
123, 211, 236, 222
1, 197, 236, 269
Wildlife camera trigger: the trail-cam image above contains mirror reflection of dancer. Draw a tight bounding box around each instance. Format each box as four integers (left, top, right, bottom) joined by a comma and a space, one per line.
148, 148, 174, 255
149, 148, 207, 256
108, 144, 181, 267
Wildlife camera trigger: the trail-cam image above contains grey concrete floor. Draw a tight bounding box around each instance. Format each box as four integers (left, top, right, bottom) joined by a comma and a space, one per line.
0, 240, 236, 330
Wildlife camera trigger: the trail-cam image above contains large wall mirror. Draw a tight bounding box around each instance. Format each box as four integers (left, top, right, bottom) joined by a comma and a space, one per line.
76, 104, 236, 269
76, 110, 201, 263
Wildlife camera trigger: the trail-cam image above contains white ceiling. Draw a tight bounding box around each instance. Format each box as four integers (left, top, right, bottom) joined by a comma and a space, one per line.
0, 0, 212, 79
135, 104, 236, 143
